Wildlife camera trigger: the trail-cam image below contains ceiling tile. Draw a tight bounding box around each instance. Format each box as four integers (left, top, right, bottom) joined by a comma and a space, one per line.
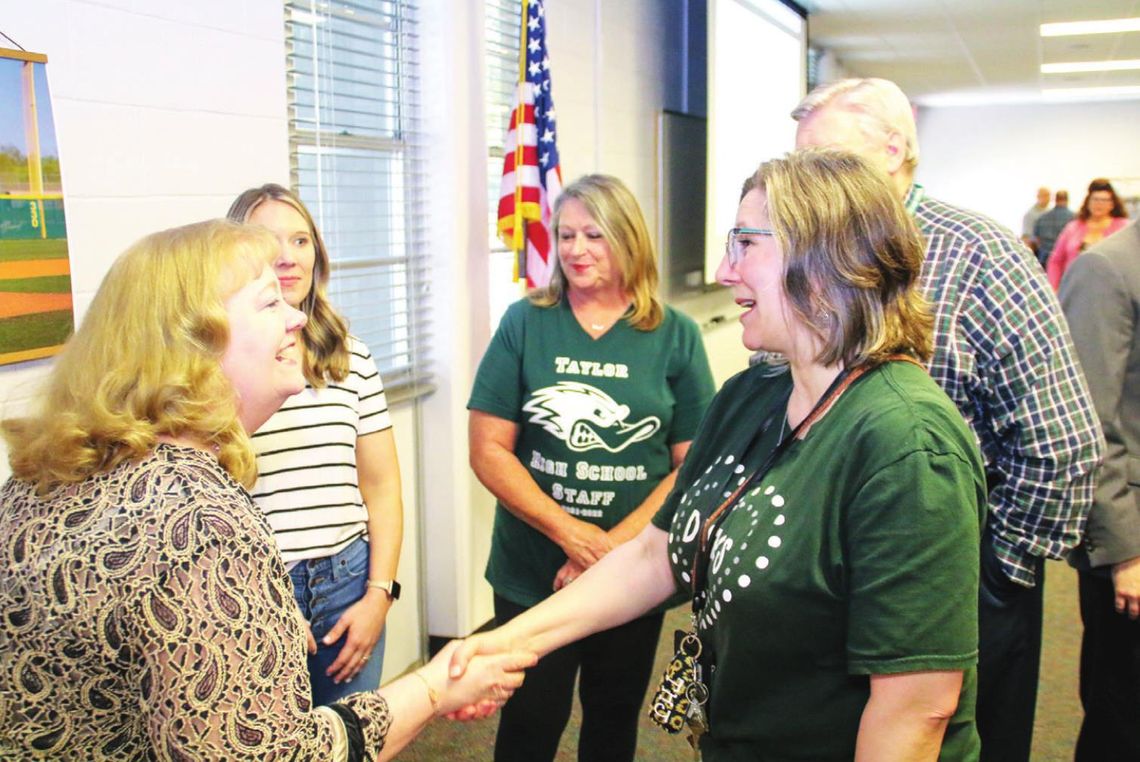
802, 0, 1140, 101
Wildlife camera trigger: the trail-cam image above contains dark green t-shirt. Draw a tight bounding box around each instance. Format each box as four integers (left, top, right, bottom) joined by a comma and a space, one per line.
469, 298, 715, 606
652, 361, 985, 761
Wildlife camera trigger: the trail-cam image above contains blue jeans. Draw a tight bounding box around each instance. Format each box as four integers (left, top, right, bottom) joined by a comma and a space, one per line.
289, 535, 386, 706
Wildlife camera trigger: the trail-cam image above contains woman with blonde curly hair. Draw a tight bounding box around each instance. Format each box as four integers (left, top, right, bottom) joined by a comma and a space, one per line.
0, 219, 533, 760
228, 184, 404, 704
456, 150, 986, 761
3, 221, 277, 488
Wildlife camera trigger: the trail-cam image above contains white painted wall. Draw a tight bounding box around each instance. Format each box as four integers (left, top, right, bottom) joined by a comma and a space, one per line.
0, 0, 289, 436
915, 100, 1140, 234
416, 0, 497, 641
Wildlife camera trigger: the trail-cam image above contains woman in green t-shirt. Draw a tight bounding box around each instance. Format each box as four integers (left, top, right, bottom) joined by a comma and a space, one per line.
454, 150, 986, 761
468, 174, 715, 761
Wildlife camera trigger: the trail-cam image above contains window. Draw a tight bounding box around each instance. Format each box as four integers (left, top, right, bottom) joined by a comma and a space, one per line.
485, 0, 522, 253
285, 0, 429, 393
484, 0, 525, 326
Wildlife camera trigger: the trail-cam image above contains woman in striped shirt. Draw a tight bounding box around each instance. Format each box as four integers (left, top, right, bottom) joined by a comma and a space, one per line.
229, 184, 404, 705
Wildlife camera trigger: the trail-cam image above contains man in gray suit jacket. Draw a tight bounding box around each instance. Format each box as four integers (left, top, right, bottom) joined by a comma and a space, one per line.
1058, 220, 1140, 761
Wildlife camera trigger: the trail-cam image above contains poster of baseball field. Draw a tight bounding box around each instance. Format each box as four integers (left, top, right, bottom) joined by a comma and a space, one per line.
0, 48, 72, 366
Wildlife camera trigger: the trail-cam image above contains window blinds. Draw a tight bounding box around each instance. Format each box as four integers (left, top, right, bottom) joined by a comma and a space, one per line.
285, 0, 430, 393
484, 0, 523, 254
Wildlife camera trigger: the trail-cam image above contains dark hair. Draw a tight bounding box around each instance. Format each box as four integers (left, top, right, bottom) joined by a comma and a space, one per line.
227, 184, 349, 385
743, 148, 932, 367
1077, 178, 1127, 222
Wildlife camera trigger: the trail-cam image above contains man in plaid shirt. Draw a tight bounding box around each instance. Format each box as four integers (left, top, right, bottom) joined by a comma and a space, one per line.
793, 79, 1102, 762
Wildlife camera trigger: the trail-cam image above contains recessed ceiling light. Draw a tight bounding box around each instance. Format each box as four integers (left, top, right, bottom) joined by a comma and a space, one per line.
1041, 18, 1140, 37
1043, 84, 1140, 100
1042, 59, 1140, 73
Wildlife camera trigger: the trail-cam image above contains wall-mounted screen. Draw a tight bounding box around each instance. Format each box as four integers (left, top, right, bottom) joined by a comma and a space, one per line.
657, 110, 707, 298
705, 0, 805, 283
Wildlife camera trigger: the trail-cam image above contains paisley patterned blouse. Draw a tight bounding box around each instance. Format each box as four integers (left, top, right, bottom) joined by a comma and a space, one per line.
0, 444, 391, 760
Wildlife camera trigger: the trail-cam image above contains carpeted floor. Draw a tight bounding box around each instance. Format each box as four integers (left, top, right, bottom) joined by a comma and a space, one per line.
400, 559, 1082, 760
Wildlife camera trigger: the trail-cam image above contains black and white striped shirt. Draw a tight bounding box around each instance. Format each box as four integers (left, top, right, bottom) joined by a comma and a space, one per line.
250, 336, 392, 563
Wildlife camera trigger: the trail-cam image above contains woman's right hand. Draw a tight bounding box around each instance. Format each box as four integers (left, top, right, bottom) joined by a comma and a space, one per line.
552, 559, 586, 591
418, 639, 536, 718
556, 518, 613, 568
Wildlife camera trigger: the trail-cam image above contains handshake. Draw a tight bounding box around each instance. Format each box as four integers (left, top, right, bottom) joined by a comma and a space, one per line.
416, 630, 535, 720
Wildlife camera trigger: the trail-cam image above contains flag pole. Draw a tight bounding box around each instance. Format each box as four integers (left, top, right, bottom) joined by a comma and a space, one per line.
511, 0, 530, 283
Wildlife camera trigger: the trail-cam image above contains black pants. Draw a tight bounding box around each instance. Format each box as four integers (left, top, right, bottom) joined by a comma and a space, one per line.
976, 530, 1045, 762
1075, 569, 1140, 762
493, 593, 665, 762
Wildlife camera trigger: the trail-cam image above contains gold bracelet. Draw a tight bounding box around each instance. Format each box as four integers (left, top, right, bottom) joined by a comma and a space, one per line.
413, 670, 440, 714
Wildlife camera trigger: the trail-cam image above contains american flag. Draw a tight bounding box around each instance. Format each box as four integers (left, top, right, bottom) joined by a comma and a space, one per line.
497, 0, 562, 288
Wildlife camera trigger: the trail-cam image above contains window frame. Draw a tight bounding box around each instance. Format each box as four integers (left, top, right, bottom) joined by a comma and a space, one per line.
284, 0, 431, 399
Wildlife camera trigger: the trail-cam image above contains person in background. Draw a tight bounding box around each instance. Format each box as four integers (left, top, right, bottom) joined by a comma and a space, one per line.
1021, 186, 1050, 254
1046, 178, 1129, 290
1033, 189, 1074, 268
0, 220, 533, 761
454, 149, 986, 761
791, 78, 1102, 762
228, 184, 403, 704
467, 174, 715, 762
1058, 220, 1140, 762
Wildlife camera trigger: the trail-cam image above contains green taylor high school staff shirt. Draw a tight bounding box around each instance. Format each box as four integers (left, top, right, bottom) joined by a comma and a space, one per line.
469, 298, 715, 607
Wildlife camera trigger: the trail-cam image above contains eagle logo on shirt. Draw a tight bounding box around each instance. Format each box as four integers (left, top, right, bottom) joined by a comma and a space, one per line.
523, 381, 661, 453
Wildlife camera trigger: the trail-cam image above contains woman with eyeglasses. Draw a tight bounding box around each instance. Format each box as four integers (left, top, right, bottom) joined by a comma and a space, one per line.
455, 150, 987, 761
1047, 178, 1129, 290
467, 173, 716, 761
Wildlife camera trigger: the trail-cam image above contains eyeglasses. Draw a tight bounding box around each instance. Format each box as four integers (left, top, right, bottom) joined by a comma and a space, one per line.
725, 226, 774, 269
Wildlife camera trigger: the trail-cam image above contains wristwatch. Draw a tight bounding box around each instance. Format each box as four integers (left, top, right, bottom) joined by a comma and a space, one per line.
368, 578, 401, 601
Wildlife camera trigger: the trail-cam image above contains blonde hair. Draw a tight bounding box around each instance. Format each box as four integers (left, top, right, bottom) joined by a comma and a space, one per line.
227, 184, 349, 386
791, 78, 920, 175
530, 174, 663, 330
2, 220, 278, 491
744, 149, 932, 367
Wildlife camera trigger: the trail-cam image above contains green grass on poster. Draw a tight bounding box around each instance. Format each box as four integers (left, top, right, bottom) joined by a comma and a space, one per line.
0, 310, 74, 353
0, 275, 71, 294
0, 238, 70, 263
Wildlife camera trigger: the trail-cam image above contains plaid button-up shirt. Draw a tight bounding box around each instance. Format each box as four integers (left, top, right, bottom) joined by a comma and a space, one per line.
905, 184, 1103, 586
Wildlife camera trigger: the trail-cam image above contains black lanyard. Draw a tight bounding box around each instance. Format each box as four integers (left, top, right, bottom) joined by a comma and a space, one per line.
689, 362, 874, 615
688, 356, 924, 617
